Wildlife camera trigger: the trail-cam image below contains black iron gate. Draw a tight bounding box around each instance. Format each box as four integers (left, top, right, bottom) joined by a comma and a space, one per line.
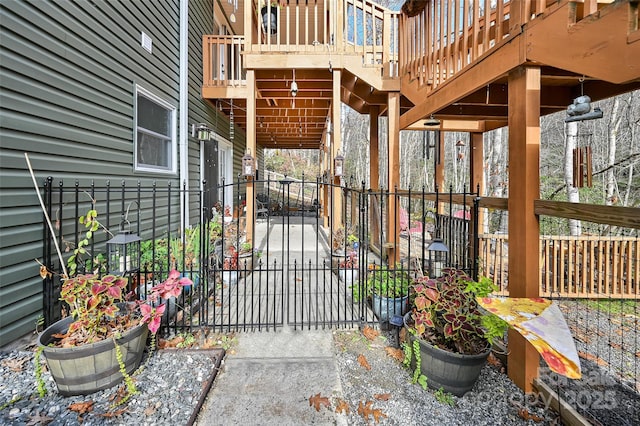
42, 177, 477, 335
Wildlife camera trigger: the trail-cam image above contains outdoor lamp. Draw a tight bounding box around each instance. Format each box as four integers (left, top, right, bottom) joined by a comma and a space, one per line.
242, 149, 255, 177
106, 226, 141, 276
192, 123, 211, 142
427, 237, 448, 277
334, 151, 344, 177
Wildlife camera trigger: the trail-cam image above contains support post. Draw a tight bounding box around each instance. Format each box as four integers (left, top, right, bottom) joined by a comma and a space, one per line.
387, 92, 400, 264
469, 132, 484, 262
507, 66, 541, 393
245, 70, 256, 242
369, 105, 381, 248
435, 130, 445, 213
331, 69, 342, 230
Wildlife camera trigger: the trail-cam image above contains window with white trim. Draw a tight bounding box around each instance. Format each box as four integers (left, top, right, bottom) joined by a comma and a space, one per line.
134, 86, 176, 173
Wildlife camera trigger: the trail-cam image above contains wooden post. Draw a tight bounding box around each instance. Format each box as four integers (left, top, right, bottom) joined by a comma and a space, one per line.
507, 66, 541, 393
245, 70, 256, 242
469, 132, 484, 265
369, 105, 381, 249
331, 69, 342, 230
387, 92, 401, 264
435, 130, 445, 212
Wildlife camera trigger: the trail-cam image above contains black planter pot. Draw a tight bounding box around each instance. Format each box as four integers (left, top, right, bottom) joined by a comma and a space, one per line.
38, 316, 149, 396
403, 313, 490, 396
261, 6, 278, 35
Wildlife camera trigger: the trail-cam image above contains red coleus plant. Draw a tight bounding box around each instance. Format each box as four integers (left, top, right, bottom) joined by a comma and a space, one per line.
60, 270, 192, 346
410, 269, 496, 355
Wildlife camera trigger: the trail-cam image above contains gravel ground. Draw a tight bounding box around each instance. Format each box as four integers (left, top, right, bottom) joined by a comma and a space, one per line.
0, 347, 223, 426
2, 308, 637, 426
332, 329, 559, 426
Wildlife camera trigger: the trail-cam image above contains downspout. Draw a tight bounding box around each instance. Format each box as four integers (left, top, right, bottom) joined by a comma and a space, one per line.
179, 0, 190, 225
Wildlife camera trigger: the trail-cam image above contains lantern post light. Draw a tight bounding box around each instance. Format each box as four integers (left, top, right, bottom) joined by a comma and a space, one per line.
334, 151, 344, 177
242, 149, 256, 178
106, 225, 141, 287
426, 237, 449, 277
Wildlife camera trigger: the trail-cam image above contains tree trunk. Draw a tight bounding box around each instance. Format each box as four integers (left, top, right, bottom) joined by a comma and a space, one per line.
606, 97, 622, 205
565, 121, 581, 236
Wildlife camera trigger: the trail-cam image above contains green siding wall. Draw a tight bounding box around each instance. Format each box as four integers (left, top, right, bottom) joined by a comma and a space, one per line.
0, 0, 181, 345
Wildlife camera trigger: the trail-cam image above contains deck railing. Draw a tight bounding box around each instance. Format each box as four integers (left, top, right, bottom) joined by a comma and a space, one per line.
203, 0, 399, 87
479, 233, 640, 299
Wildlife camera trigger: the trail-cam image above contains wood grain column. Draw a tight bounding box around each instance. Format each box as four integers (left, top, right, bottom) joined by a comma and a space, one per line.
469, 132, 484, 269
387, 92, 400, 264
369, 105, 381, 248
507, 66, 541, 393
332, 69, 342, 230
245, 69, 256, 242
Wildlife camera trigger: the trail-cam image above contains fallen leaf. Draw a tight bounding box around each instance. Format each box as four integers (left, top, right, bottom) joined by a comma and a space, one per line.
39, 265, 51, 279
374, 393, 391, 401
26, 412, 53, 425
68, 401, 94, 415
334, 398, 350, 414
385, 346, 404, 362
357, 400, 387, 424
487, 353, 502, 368
636, 351, 640, 358
362, 326, 379, 341
518, 408, 544, 422
609, 342, 622, 350
101, 408, 127, 418
1, 357, 29, 372
357, 354, 371, 371
309, 393, 331, 412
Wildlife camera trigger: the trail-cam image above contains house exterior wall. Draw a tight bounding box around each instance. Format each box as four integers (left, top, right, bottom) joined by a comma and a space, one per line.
0, 0, 184, 345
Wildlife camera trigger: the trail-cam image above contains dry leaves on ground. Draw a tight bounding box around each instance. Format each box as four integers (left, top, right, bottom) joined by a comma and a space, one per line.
357, 354, 371, 371
362, 326, 380, 341
1, 357, 29, 372
68, 401, 94, 422
357, 400, 387, 424
373, 393, 391, 401
26, 413, 53, 426
335, 398, 351, 414
518, 408, 544, 423
384, 346, 404, 362
100, 408, 127, 418
309, 393, 331, 412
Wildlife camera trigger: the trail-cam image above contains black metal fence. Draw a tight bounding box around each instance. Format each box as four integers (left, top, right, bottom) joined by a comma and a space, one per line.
42, 176, 478, 335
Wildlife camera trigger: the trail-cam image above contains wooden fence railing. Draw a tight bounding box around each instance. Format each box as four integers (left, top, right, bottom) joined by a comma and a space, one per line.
479, 234, 640, 299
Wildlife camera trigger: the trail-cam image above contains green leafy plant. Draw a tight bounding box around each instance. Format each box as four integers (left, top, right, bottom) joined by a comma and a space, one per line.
34, 346, 47, 397
434, 387, 455, 406
411, 269, 508, 355
402, 336, 427, 390
366, 265, 410, 298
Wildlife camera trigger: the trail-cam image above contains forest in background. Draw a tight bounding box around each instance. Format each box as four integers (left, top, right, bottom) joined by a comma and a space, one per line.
265, 90, 639, 236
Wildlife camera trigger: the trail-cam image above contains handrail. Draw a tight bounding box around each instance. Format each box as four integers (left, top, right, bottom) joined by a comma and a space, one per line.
203, 35, 245, 87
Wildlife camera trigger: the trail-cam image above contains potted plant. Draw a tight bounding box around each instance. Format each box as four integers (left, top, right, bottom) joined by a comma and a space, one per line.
337, 250, 358, 286
364, 265, 411, 322
37, 208, 193, 397
403, 269, 508, 396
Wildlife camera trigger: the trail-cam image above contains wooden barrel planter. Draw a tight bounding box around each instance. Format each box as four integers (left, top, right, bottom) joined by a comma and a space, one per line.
38, 316, 149, 396
404, 313, 490, 396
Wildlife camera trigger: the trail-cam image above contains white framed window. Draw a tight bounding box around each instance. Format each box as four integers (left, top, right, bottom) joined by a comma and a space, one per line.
134, 85, 177, 173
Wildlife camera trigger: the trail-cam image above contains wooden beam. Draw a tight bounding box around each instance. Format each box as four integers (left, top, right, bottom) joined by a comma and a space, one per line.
535, 200, 640, 229
470, 132, 484, 266
370, 105, 381, 248
399, 37, 523, 129
507, 65, 541, 393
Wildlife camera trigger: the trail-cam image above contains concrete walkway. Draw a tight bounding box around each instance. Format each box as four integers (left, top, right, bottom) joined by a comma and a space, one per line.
195, 328, 348, 425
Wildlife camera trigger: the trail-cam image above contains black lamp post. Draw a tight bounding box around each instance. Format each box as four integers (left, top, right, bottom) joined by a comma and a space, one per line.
427, 237, 448, 277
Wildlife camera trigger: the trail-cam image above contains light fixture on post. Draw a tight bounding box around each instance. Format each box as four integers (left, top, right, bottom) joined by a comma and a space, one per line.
242, 148, 255, 178
334, 150, 344, 177
191, 123, 211, 142
106, 221, 141, 290
424, 114, 440, 127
